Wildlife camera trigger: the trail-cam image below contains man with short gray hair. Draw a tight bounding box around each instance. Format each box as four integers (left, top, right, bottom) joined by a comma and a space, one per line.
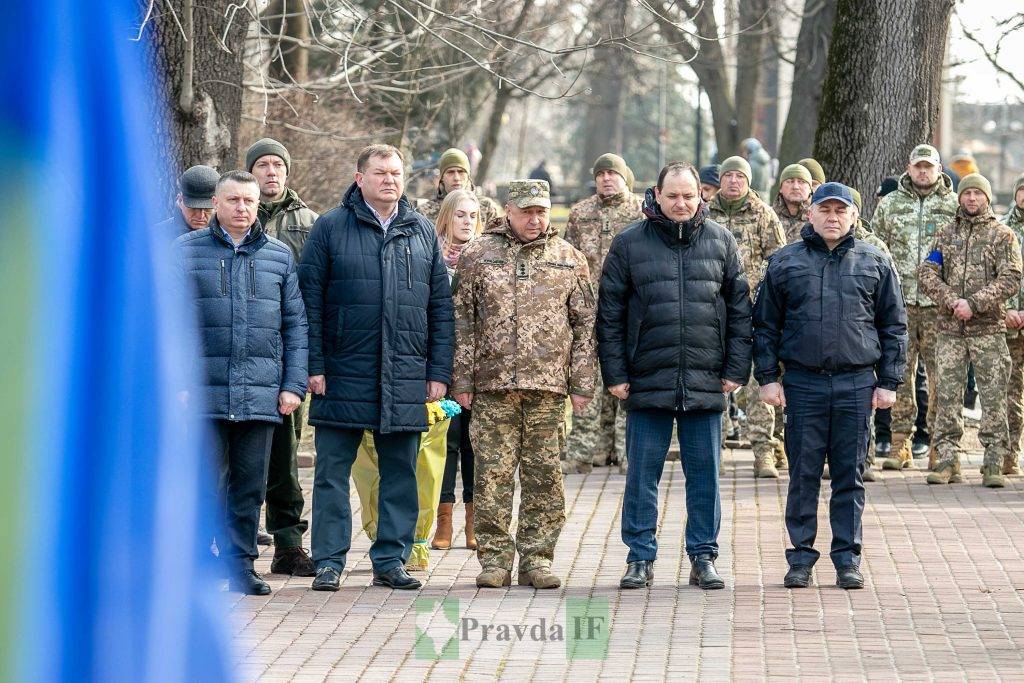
175, 170, 309, 595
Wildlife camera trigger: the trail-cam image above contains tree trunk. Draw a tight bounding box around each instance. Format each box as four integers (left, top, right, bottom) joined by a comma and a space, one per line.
265, 0, 310, 86
475, 86, 515, 184
776, 0, 837, 173
141, 0, 247, 199
813, 0, 952, 216
733, 0, 769, 148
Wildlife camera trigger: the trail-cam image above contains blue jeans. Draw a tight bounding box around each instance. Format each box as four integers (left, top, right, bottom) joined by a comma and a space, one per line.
311, 427, 420, 574
621, 408, 722, 562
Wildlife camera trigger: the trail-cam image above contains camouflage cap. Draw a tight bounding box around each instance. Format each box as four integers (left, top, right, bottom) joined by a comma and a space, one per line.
507, 179, 551, 209
909, 143, 941, 166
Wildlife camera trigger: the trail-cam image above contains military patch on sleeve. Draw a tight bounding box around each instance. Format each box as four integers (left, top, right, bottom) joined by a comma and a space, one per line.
926, 220, 936, 236
925, 249, 943, 266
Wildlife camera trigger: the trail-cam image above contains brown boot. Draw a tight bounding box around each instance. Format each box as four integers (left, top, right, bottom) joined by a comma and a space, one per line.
431, 503, 453, 550
882, 439, 913, 470
464, 502, 477, 549
773, 441, 789, 471
1003, 455, 1021, 476
754, 452, 779, 478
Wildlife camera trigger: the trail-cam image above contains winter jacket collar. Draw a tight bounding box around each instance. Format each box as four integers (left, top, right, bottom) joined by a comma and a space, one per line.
209, 215, 266, 253
954, 206, 998, 230
642, 187, 709, 245
799, 222, 855, 256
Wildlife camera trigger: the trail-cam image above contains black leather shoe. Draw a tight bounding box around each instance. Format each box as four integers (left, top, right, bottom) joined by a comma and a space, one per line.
229, 568, 271, 595
688, 554, 725, 590
836, 565, 864, 590
619, 561, 654, 589
372, 565, 422, 590
784, 565, 812, 588
270, 547, 316, 576
311, 566, 341, 591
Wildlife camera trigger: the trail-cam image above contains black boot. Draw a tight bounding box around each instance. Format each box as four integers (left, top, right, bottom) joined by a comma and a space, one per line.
372, 565, 422, 590
619, 561, 654, 589
688, 554, 725, 590
835, 565, 864, 590
270, 546, 316, 576
784, 565, 812, 588
229, 568, 271, 596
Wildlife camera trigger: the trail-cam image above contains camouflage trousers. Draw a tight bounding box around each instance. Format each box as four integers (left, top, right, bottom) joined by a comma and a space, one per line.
722, 380, 783, 461
564, 382, 626, 467
1007, 335, 1024, 463
891, 306, 939, 447
471, 390, 566, 572
932, 333, 1010, 470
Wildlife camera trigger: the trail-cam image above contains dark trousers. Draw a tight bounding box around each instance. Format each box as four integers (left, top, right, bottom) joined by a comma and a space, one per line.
265, 404, 308, 548
621, 408, 721, 562
439, 409, 474, 504
783, 367, 874, 569
311, 426, 419, 573
212, 420, 275, 572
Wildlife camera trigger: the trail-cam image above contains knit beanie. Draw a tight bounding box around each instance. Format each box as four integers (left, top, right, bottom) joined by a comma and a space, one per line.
779, 163, 812, 184
957, 173, 992, 203
1013, 173, 1024, 196
849, 188, 862, 211
592, 153, 630, 182
245, 138, 290, 172
438, 148, 471, 175
720, 156, 752, 184
698, 164, 720, 188
798, 157, 826, 185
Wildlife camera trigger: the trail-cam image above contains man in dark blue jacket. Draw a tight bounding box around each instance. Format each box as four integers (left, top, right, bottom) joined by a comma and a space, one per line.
753, 182, 907, 591
299, 144, 454, 592
597, 162, 752, 591
176, 170, 309, 595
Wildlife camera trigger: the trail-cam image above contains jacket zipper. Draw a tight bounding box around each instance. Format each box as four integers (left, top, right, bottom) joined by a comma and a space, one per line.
249, 260, 256, 297
220, 259, 227, 296
916, 195, 924, 305
676, 224, 687, 410
405, 242, 412, 289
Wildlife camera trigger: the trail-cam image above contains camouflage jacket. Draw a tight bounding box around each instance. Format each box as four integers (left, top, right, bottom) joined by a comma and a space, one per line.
1002, 205, 1024, 333
918, 209, 1023, 336
259, 188, 318, 261
451, 217, 597, 396
855, 220, 891, 256
772, 193, 810, 244
872, 173, 958, 308
709, 192, 786, 291
418, 184, 502, 226
563, 191, 644, 287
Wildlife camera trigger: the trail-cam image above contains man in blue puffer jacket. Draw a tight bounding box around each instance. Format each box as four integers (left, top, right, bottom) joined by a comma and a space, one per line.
299, 144, 454, 592
176, 170, 308, 596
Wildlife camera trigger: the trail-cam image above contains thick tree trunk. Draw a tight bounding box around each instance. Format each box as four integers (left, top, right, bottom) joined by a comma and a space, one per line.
475, 86, 515, 184
141, 0, 247, 198
813, 0, 952, 216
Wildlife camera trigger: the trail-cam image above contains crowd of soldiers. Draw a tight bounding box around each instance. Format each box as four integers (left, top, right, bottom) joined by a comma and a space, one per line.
167, 133, 1024, 596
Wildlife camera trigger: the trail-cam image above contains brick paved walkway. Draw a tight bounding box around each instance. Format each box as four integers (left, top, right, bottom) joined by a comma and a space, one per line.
231, 445, 1024, 681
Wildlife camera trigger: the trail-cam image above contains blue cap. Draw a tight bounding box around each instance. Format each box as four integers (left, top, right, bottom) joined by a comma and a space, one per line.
698, 164, 720, 188
811, 181, 854, 206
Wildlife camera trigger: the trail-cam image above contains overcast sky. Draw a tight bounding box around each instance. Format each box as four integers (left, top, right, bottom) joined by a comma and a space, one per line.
949, 2, 1023, 104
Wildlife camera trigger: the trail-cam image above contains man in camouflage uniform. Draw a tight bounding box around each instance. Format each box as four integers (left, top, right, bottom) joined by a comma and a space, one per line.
873, 144, 958, 470
1002, 173, 1024, 475
246, 138, 319, 575
418, 148, 501, 226
451, 179, 597, 589
563, 153, 644, 474
709, 155, 787, 477
774, 164, 813, 244
917, 173, 1022, 488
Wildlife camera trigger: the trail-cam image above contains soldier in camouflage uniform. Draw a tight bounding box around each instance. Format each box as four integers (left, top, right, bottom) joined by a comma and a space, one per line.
1001, 173, 1024, 475
709, 156, 787, 477
773, 164, 813, 244
418, 148, 501, 226
917, 174, 1022, 488
451, 179, 597, 589
563, 153, 644, 474
873, 144, 959, 470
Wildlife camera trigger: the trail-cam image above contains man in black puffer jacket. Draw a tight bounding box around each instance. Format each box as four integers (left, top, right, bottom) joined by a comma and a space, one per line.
299, 144, 454, 592
753, 182, 907, 591
176, 170, 308, 596
598, 161, 752, 591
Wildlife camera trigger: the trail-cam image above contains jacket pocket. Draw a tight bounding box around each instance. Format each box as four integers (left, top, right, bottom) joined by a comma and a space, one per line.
220, 259, 227, 296
249, 260, 256, 297
404, 242, 413, 289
